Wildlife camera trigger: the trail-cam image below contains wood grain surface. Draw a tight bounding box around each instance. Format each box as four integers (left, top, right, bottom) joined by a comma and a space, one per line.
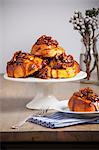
0, 74, 99, 142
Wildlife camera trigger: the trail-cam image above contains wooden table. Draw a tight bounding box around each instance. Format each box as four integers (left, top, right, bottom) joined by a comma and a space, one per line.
0, 74, 99, 146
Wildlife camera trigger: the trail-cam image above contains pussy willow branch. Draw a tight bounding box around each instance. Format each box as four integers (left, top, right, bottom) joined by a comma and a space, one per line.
95, 33, 99, 39
81, 31, 92, 80
90, 29, 96, 73
91, 36, 99, 80
87, 32, 92, 80
89, 28, 99, 80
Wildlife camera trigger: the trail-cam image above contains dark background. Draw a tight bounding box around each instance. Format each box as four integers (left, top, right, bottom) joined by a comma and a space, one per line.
1, 142, 99, 150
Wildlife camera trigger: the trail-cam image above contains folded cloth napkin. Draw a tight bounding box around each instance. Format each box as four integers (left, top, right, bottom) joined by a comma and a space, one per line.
27, 112, 99, 128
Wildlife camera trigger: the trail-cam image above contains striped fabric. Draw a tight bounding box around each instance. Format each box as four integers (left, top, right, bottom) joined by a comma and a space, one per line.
27, 112, 99, 128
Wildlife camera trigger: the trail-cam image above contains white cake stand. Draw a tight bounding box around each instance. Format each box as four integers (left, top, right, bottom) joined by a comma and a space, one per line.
4, 71, 87, 110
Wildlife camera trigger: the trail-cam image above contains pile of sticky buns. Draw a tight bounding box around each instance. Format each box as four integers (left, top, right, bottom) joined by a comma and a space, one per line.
6, 35, 80, 79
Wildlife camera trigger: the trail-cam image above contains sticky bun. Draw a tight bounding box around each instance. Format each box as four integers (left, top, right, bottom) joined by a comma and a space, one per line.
6, 51, 43, 78
31, 35, 64, 58
6, 35, 80, 79
68, 87, 99, 112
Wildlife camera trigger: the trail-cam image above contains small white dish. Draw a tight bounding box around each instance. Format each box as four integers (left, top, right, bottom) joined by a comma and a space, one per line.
54, 100, 99, 117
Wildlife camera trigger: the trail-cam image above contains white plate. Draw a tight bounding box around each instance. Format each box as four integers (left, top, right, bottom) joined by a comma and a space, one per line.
4, 71, 87, 83
54, 100, 99, 117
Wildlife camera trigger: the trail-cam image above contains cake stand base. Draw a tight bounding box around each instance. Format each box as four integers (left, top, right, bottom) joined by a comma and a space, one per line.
26, 95, 61, 110
26, 83, 62, 110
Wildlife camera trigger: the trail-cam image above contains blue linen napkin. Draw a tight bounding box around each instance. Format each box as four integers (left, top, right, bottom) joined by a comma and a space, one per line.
27, 112, 99, 128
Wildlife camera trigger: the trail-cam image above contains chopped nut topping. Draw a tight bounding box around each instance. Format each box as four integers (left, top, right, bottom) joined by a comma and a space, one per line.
74, 87, 99, 102
50, 53, 74, 69
7, 51, 35, 65
35, 35, 58, 46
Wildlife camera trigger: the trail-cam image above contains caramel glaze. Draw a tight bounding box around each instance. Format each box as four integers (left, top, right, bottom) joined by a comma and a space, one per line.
33, 67, 48, 79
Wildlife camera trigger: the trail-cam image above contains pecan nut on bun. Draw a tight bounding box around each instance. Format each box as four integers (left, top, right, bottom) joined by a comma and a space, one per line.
31, 35, 64, 58
68, 87, 99, 112
6, 51, 43, 78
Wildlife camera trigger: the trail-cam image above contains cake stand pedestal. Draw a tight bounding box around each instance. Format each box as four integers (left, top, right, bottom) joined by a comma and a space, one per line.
26, 83, 60, 109
4, 71, 87, 110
